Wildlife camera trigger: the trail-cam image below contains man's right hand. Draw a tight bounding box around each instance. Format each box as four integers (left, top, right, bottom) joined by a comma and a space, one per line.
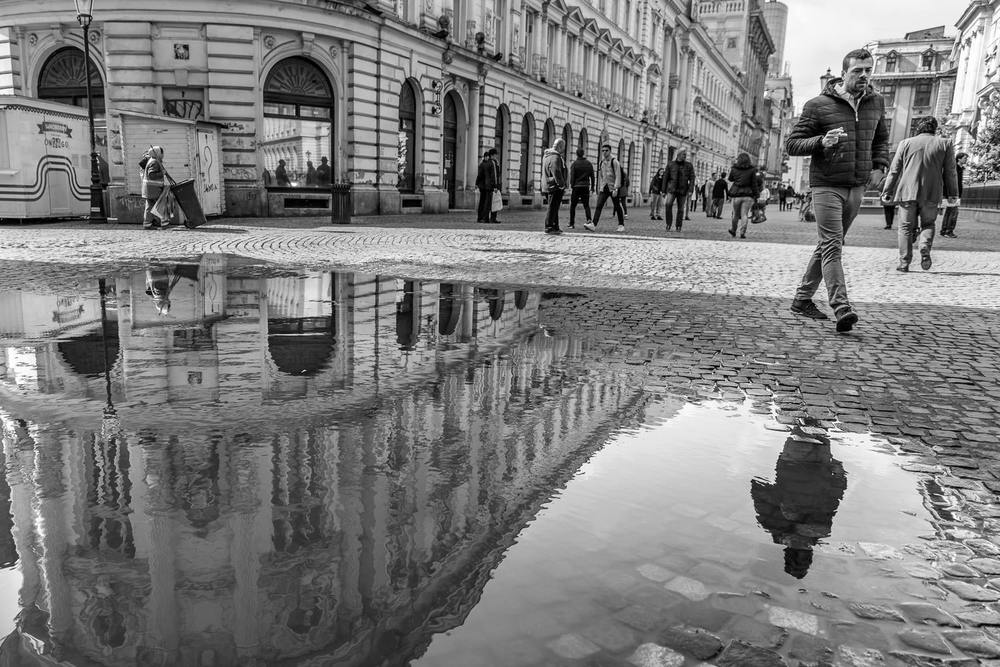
821, 128, 845, 148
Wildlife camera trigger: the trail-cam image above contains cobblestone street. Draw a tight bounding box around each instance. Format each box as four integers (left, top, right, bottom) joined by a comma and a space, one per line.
3, 208, 1000, 666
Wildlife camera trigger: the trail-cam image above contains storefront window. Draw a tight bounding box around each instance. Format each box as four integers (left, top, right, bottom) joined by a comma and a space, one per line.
262, 57, 334, 189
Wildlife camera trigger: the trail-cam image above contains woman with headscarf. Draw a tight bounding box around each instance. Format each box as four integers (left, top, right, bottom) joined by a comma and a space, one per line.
140, 146, 173, 229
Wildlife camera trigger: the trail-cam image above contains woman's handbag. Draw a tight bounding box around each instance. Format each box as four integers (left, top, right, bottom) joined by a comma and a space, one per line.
491, 189, 503, 213
750, 202, 767, 224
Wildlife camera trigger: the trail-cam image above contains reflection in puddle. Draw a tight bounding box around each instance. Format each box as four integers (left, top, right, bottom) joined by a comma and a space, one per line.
0, 256, 960, 665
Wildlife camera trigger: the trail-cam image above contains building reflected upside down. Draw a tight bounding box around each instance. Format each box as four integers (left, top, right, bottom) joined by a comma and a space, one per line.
0, 258, 645, 666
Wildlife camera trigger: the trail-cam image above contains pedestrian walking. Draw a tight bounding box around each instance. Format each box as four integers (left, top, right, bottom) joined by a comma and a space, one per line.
584, 144, 625, 232
542, 138, 567, 235
940, 152, 967, 238
786, 48, 889, 333
701, 178, 712, 213
569, 147, 595, 229
661, 150, 696, 231
711, 172, 728, 218
617, 161, 630, 221
476, 149, 500, 223
727, 153, 758, 238
139, 145, 175, 230
880, 116, 959, 272
778, 184, 788, 211
649, 167, 664, 220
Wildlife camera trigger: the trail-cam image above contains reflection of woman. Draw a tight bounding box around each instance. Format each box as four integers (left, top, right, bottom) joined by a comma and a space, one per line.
140, 145, 174, 230
144, 263, 198, 316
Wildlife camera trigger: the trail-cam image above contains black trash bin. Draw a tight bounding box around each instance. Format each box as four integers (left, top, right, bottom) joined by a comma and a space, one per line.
171, 179, 207, 228
331, 183, 352, 224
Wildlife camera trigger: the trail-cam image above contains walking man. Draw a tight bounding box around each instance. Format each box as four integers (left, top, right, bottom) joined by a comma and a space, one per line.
584, 144, 625, 232
940, 151, 967, 238
569, 147, 595, 229
476, 149, 499, 223
778, 184, 788, 211
661, 150, 696, 231
711, 172, 728, 218
786, 48, 889, 333
880, 116, 958, 271
542, 138, 567, 235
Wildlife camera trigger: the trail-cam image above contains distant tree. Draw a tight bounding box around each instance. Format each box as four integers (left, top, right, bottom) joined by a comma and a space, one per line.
970, 102, 1000, 182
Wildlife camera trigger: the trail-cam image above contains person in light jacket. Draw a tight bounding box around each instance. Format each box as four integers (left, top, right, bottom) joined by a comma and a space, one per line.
542, 138, 567, 235
881, 116, 958, 272
140, 145, 173, 230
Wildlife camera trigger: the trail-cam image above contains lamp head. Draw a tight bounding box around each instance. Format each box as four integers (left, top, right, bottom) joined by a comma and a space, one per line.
74, 0, 94, 24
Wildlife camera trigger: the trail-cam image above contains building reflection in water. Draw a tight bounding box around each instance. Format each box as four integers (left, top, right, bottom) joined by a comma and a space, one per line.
0, 256, 642, 666
751, 423, 848, 579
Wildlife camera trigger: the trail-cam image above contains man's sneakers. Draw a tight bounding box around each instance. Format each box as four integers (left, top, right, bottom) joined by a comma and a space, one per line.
920, 248, 932, 271
835, 308, 859, 333
790, 299, 829, 320
583, 222, 596, 232
728, 228, 735, 237
616, 224, 625, 232
896, 262, 909, 272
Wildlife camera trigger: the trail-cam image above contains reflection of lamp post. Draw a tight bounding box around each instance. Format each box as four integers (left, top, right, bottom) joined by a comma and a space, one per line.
98, 279, 122, 441
74, 0, 107, 224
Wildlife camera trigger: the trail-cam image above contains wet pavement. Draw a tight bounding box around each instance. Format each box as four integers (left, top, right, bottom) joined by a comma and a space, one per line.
0, 208, 998, 666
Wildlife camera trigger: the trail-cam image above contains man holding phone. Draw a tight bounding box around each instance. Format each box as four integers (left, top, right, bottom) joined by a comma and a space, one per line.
785, 48, 890, 333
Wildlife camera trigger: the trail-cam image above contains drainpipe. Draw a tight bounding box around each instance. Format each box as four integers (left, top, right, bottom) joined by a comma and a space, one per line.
376, 21, 383, 214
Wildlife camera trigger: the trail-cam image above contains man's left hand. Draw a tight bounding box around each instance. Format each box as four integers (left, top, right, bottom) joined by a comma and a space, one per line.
867, 168, 885, 190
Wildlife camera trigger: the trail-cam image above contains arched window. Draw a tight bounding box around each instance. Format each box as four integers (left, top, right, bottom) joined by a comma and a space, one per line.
519, 114, 535, 193
398, 80, 418, 193
562, 123, 573, 166
578, 128, 590, 158
262, 57, 334, 189
885, 51, 898, 73
38, 47, 104, 114
617, 138, 625, 163
542, 118, 556, 151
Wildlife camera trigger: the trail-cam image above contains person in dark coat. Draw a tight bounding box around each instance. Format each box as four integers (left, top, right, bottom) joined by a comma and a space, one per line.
542, 138, 567, 234
711, 173, 728, 218
305, 160, 317, 186
660, 150, 696, 231
752, 424, 847, 579
649, 167, 664, 220
940, 151, 967, 238
727, 153, 758, 238
316, 156, 331, 185
476, 149, 500, 223
569, 147, 595, 229
881, 116, 959, 272
275, 159, 290, 186
786, 48, 889, 333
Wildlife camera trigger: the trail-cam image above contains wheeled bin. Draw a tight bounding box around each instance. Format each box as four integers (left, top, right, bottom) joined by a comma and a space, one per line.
171, 179, 207, 228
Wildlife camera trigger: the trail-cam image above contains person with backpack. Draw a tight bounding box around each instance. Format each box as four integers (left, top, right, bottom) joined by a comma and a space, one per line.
139, 145, 175, 230
584, 143, 625, 232
660, 149, 695, 231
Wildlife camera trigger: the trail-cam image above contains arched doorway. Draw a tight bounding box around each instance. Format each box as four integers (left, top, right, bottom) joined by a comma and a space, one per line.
262, 57, 334, 189
495, 105, 510, 192
617, 138, 625, 163
438, 284, 462, 335
443, 92, 460, 207
396, 280, 420, 350
542, 118, 556, 151
398, 79, 418, 193
38, 47, 105, 112
519, 113, 535, 194
562, 123, 573, 166
578, 128, 590, 159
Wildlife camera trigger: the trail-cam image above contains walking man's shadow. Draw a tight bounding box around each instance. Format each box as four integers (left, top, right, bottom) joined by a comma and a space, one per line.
751, 423, 848, 579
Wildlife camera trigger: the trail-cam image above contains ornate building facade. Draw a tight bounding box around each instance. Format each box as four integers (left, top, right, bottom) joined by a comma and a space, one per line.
695, 0, 774, 165
950, 0, 1000, 156
867, 26, 958, 155
0, 0, 746, 222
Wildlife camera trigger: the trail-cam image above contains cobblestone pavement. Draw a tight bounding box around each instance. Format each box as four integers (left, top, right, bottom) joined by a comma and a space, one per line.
3, 206, 1000, 666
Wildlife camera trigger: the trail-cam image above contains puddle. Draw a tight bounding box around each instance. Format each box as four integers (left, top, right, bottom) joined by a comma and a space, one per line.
0, 256, 979, 665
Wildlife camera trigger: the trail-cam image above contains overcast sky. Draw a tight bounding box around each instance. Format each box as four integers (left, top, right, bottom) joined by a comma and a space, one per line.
783, 1, 963, 113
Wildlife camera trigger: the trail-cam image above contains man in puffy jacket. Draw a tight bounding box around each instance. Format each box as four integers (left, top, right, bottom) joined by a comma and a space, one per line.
568, 147, 595, 229
786, 48, 889, 333
542, 138, 567, 235
660, 149, 696, 231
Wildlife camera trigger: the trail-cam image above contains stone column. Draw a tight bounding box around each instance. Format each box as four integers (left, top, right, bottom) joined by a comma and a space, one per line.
466, 79, 482, 189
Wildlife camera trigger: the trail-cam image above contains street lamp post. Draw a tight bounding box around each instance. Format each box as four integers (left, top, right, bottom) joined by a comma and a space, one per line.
74, 0, 107, 224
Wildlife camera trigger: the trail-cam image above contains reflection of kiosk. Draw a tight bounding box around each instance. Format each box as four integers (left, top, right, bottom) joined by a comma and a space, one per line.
107, 110, 224, 224
0, 96, 90, 220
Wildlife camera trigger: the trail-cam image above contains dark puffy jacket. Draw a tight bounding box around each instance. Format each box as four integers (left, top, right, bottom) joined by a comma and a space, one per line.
728, 165, 758, 198
785, 79, 890, 188
661, 160, 695, 195
570, 157, 595, 189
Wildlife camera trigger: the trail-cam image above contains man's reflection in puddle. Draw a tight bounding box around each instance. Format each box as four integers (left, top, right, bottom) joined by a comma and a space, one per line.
751, 424, 847, 579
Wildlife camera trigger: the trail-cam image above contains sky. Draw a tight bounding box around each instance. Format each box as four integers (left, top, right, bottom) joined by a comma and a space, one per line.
783, 0, 964, 113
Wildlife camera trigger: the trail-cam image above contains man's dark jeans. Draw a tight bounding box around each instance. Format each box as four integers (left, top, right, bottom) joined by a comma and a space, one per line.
592, 185, 623, 227
662, 192, 688, 229
477, 187, 496, 223
545, 187, 564, 231
569, 186, 591, 226
941, 205, 959, 234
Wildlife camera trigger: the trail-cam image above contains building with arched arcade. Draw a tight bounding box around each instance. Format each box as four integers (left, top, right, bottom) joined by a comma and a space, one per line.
0, 0, 746, 221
